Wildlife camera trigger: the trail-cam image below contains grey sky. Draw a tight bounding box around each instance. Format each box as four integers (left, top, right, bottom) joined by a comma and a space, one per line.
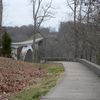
3, 0, 72, 30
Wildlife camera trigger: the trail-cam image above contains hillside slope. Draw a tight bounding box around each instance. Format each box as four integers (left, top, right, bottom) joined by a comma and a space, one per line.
0, 57, 46, 98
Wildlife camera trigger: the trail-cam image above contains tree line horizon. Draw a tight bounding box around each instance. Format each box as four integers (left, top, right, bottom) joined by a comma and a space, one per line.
0, 0, 100, 64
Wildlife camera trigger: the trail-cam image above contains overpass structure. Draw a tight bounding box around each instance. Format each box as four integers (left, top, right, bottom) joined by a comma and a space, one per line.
11, 37, 43, 61
42, 60, 100, 100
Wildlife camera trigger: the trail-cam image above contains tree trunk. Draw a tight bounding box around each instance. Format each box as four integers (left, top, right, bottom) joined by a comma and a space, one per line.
33, 19, 36, 62
0, 0, 3, 26
74, 0, 78, 58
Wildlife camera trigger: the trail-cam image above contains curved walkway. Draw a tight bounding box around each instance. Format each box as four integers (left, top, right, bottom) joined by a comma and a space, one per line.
42, 62, 100, 100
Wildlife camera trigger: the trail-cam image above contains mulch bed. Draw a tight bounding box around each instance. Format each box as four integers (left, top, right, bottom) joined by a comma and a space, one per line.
0, 57, 47, 99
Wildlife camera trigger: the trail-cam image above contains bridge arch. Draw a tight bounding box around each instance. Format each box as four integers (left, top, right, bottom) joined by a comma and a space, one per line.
20, 45, 33, 61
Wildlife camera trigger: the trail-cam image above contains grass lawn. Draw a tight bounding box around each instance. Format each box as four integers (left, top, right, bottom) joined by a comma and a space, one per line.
9, 63, 64, 100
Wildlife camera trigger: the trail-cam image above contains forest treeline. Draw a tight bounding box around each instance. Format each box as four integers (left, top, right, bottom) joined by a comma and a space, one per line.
0, 0, 100, 64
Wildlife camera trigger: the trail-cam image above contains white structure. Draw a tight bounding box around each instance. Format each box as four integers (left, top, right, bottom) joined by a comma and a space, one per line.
11, 37, 43, 61
20, 45, 33, 60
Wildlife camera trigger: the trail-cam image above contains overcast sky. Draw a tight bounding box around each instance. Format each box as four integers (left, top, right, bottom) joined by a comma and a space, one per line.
3, 0, 72, 30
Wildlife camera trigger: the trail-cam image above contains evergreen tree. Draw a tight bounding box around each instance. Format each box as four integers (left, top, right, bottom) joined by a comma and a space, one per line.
1, 32, 12, 57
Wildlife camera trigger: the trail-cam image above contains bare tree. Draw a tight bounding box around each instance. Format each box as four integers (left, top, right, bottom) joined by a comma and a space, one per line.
67, 0, 80, 58
77, 0, 100, 62
31, 0, 54, 62
0, 0, 3, 48
0, 0, 3, 27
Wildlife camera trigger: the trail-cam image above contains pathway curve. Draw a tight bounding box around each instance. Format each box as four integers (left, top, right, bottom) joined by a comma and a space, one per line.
41, 62, 100, 100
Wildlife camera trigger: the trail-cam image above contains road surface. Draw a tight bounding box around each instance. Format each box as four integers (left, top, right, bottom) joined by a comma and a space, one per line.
41, 62, 100, 100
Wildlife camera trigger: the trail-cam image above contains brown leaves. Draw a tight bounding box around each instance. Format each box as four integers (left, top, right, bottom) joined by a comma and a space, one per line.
0, 57, 47, 94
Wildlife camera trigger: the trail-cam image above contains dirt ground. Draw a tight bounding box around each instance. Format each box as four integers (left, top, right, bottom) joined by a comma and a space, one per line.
0, 57, 46, 99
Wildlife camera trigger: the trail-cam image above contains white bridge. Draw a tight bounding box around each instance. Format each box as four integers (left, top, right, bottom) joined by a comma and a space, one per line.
11, 37, 43, 62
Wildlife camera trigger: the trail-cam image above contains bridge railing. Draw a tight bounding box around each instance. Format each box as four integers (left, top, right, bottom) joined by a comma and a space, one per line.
78, 59, 100, 77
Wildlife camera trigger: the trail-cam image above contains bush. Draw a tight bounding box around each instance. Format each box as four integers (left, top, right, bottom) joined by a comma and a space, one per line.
1, 32, 12, 57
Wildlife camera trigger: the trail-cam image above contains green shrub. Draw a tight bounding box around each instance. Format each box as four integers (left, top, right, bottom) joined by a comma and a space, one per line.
1, 32, 12, 57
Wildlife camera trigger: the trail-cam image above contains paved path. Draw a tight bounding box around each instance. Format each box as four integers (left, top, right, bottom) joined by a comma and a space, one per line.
41, 62, 100, 100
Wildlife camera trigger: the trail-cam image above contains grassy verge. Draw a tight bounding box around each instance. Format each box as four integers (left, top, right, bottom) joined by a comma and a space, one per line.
9, 63, 64, 100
